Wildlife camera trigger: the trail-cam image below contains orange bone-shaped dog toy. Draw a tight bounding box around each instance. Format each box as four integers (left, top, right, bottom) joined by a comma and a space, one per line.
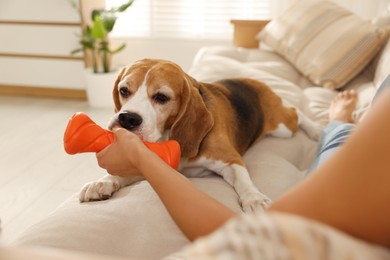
63, 112, 181, 170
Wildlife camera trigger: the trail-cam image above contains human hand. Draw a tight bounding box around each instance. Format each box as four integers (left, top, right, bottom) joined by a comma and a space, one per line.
96, 128, 153, 177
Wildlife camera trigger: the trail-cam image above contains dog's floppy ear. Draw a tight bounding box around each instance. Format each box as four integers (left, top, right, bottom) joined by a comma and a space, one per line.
170, 75, 214, 158
112, 67, 127, 112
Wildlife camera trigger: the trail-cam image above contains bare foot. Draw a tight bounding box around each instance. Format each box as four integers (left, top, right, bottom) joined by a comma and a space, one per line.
329, 90, 358, 123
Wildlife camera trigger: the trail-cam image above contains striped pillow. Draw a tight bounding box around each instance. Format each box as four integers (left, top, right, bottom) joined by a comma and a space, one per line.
258, 0, 389, 89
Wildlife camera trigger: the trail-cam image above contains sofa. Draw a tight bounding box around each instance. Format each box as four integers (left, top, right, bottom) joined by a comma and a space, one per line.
12, 0, 390, 259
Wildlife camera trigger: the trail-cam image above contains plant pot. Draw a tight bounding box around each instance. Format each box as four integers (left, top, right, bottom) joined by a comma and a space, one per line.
84, 69, 118, 108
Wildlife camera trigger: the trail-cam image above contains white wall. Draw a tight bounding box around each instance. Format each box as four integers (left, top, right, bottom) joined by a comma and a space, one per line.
335, 0, 389, 19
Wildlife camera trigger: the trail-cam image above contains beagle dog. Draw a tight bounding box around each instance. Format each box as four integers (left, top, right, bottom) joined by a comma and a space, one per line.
79, 59, 321, 213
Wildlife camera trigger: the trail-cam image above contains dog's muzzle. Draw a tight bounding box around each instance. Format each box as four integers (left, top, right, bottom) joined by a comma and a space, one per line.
118, 112, 143, 131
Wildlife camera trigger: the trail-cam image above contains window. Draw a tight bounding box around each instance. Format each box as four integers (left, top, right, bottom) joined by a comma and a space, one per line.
107, 0, 271, 39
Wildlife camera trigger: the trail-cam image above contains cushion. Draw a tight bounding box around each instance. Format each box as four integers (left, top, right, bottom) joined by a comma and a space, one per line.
14, 133, 317, 260
14, 178, 242, 260
374, 36, 390, 88
258, 0, 389, 89
369, 13, 390, 87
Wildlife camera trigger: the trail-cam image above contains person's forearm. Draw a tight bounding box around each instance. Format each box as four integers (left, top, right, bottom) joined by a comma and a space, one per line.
136, 151, 236, 241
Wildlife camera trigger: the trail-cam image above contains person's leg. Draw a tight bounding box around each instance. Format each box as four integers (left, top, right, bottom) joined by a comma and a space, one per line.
270, 88, 390, 247
306, 90, 357, 175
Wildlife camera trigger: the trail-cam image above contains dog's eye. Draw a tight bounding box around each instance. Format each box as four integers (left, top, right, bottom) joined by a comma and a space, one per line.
119, 87, 130, 98
153, 93, 170, 104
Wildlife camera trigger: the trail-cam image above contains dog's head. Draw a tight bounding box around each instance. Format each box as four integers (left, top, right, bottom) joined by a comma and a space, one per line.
110, 59, 214, 158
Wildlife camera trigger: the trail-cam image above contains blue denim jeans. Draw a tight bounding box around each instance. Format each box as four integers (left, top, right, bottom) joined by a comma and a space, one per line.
307, 74, 390, 175
306, 121, 355, 174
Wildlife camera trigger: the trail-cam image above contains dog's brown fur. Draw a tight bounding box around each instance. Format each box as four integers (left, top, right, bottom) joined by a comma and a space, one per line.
112, 59, 299, 167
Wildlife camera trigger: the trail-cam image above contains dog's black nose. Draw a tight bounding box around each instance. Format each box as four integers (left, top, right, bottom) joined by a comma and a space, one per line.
118, 112, 143, 130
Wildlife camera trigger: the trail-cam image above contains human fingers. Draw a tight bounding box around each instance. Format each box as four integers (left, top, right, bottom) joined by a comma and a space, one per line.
96, 143, 142, 177
96, 128, 149, 176
112, 128, 144, 149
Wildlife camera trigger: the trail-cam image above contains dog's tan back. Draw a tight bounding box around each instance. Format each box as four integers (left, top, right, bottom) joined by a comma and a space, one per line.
192, 78, 299, 166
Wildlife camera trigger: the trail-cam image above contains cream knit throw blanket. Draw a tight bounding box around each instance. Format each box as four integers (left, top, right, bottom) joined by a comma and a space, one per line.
166, 212, 390, 260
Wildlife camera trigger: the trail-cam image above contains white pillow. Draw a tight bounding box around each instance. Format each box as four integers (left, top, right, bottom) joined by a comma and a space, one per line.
258, 0, 389, 89
373, 39, 390, 89
372, 14, 390, 88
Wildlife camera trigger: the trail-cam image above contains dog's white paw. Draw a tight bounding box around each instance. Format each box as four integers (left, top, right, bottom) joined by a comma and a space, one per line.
240, 192, 272, 214
79, 180, 120, 202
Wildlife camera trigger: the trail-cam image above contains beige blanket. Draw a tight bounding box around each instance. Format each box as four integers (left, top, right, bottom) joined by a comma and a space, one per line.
166, 212, 390, 259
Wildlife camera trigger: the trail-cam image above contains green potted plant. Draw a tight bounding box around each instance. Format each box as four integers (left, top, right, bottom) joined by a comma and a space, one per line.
70, 0, 135, 107
72, 0, 134, 73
